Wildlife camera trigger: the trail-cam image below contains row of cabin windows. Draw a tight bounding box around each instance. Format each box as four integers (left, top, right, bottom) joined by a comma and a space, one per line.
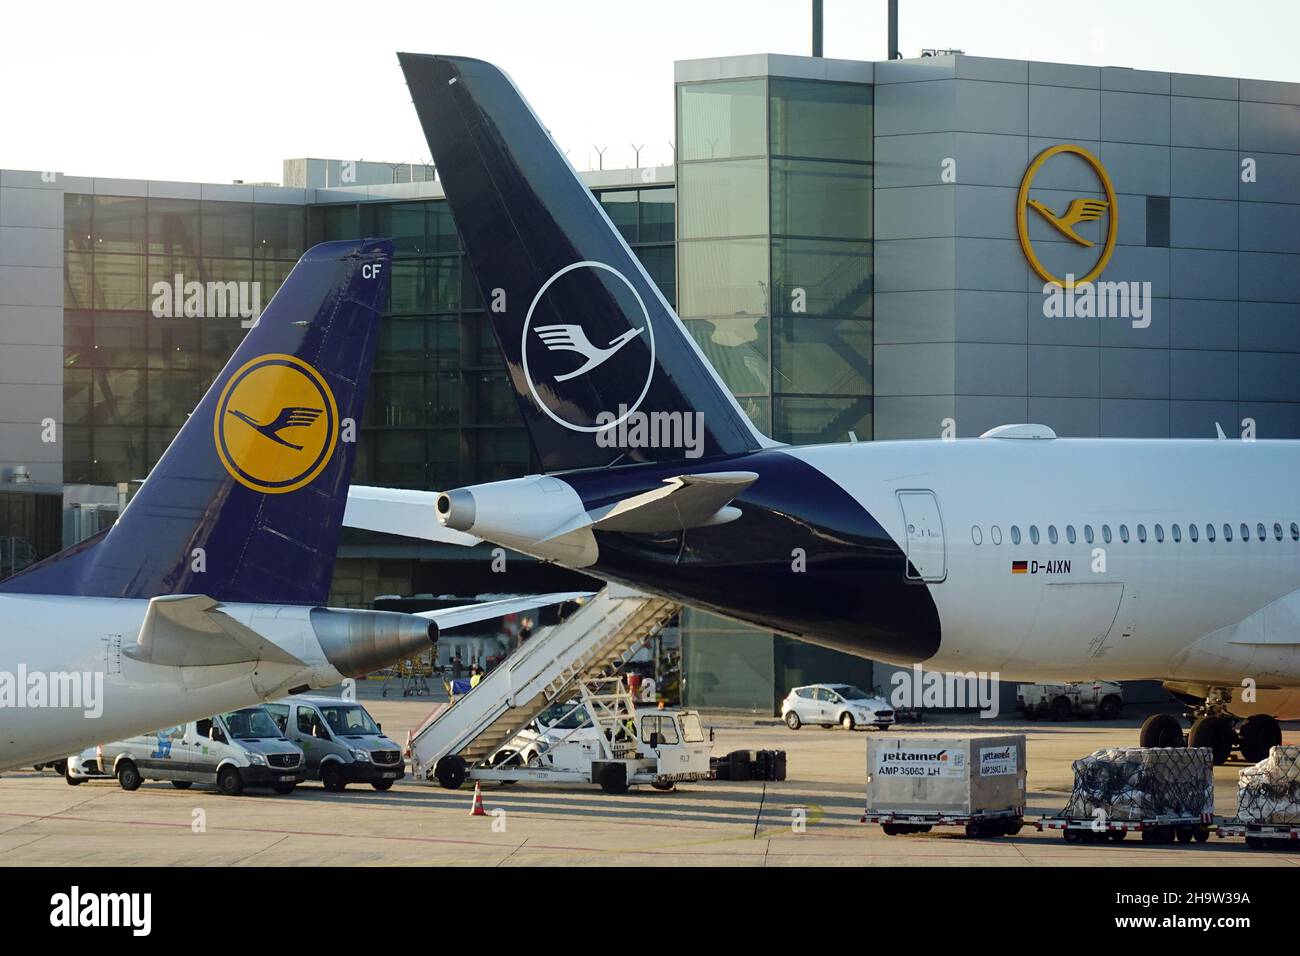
971, 521, 1300, 547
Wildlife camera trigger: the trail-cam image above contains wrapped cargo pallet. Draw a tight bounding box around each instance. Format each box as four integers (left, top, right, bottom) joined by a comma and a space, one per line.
866, 735, 1026, 815
1238, 745, 1300, 825
1063, 747, 1213, 821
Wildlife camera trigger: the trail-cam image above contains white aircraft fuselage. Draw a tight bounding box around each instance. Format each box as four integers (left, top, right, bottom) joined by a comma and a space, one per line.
427, 436, 1300, 719
0, 595, 416, 770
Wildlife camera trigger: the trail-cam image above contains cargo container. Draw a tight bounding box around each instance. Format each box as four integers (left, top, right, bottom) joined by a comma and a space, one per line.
863, 735, 1026, 837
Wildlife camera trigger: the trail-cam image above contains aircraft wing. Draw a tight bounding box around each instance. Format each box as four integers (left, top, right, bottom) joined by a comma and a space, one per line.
125, 594, 307, 668
345, 486, 482, 546
589, 471, 759, 533
413, 592, 594, 630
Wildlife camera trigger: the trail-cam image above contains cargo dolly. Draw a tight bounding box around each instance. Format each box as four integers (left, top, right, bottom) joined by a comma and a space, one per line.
1036, 812, 1213, 844
1215, 820, 1300, 848
862, 806, 1024, 838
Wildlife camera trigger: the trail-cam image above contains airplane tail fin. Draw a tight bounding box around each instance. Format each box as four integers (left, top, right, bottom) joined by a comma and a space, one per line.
398, 52, 770, 472
0, 239, 392, 604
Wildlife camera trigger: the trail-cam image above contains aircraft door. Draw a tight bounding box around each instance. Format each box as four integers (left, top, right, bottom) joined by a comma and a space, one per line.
897, 490, 947, 583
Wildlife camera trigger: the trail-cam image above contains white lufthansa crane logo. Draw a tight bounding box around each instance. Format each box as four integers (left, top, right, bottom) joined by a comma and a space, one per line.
534, 324, 644, 381
521, 260, 656, 433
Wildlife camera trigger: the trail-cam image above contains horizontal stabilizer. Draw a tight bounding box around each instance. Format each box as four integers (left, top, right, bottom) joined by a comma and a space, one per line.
414, 592, 593, 630
126, 594, 307, 668
345, 486, 481, 546
592, 471, 758, 533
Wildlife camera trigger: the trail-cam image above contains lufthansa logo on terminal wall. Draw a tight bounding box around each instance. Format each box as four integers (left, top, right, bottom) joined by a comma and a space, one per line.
1016, 144, 1118, 286
214, 353, 339, 494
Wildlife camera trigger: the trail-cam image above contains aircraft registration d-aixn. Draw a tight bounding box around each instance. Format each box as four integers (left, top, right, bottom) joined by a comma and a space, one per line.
0, 238, 578, 772
348, 53, 1300, 767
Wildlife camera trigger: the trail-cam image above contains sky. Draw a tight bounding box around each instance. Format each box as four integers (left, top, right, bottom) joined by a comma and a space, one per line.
1, 0, 1298, 185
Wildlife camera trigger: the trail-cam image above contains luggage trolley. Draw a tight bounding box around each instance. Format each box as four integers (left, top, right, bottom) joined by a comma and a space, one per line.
862, 806, 1024, 838
1216, 820, 1300, 849
1036, 811, 1213, 844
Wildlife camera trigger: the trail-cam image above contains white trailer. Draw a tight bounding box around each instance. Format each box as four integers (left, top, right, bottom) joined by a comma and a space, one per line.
863, 735, 1028, 838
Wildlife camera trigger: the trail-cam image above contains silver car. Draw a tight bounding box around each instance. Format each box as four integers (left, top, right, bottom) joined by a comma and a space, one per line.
781, 684, 894, 731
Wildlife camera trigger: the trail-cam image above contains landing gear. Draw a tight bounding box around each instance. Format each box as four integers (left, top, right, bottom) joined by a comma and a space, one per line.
1142, 687, 1283, 765
1238, 714, 1282, 763
1139, 713, 1184, 749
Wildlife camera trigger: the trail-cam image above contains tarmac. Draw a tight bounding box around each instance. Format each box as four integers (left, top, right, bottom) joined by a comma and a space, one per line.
1, 688, 1297, 866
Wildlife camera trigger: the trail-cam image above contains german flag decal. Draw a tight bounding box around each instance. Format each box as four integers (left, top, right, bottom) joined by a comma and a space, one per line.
1011, 560, 1029, 574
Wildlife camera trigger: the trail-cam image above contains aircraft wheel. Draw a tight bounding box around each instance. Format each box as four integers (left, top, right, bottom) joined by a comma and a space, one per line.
1188, 715, 1233, 765
1239, 715, 1282, 763
1139, 713, 1184, 749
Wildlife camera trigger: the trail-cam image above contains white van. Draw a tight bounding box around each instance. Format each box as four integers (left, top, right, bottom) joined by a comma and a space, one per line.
66, 706, 306, 796
263, 696, 404, 792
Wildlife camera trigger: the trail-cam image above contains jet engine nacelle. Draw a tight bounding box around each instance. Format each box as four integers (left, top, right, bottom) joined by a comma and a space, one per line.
437, 475, 597, 566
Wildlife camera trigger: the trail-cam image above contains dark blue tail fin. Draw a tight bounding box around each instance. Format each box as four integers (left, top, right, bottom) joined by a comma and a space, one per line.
398, 53, 769, 472
0, 238, 392, 604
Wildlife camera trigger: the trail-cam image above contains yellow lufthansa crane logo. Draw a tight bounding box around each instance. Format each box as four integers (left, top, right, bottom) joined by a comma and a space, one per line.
214, 353, 339, 494
1016, 144, 1118, 286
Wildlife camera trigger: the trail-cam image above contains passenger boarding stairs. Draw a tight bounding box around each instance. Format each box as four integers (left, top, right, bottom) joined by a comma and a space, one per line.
409, 586, 679, 779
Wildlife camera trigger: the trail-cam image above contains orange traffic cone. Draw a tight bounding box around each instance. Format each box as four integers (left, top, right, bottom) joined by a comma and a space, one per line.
403, 730, 412, 760
468, 781, 486, 816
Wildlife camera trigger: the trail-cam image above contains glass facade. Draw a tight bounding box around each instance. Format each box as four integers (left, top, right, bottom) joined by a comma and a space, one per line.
0, 489, 62, 579
676, 70, 876, 710
676, 76, 873, 443
62, 195, 304, 484
62, 186, 675, 491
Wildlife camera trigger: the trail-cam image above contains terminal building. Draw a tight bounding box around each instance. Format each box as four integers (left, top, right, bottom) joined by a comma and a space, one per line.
2, 50, 1299, 710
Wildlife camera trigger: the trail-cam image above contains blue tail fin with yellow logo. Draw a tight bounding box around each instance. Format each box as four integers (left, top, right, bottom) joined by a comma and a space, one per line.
0, 238, 392, 604
398, 53, 770, 473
